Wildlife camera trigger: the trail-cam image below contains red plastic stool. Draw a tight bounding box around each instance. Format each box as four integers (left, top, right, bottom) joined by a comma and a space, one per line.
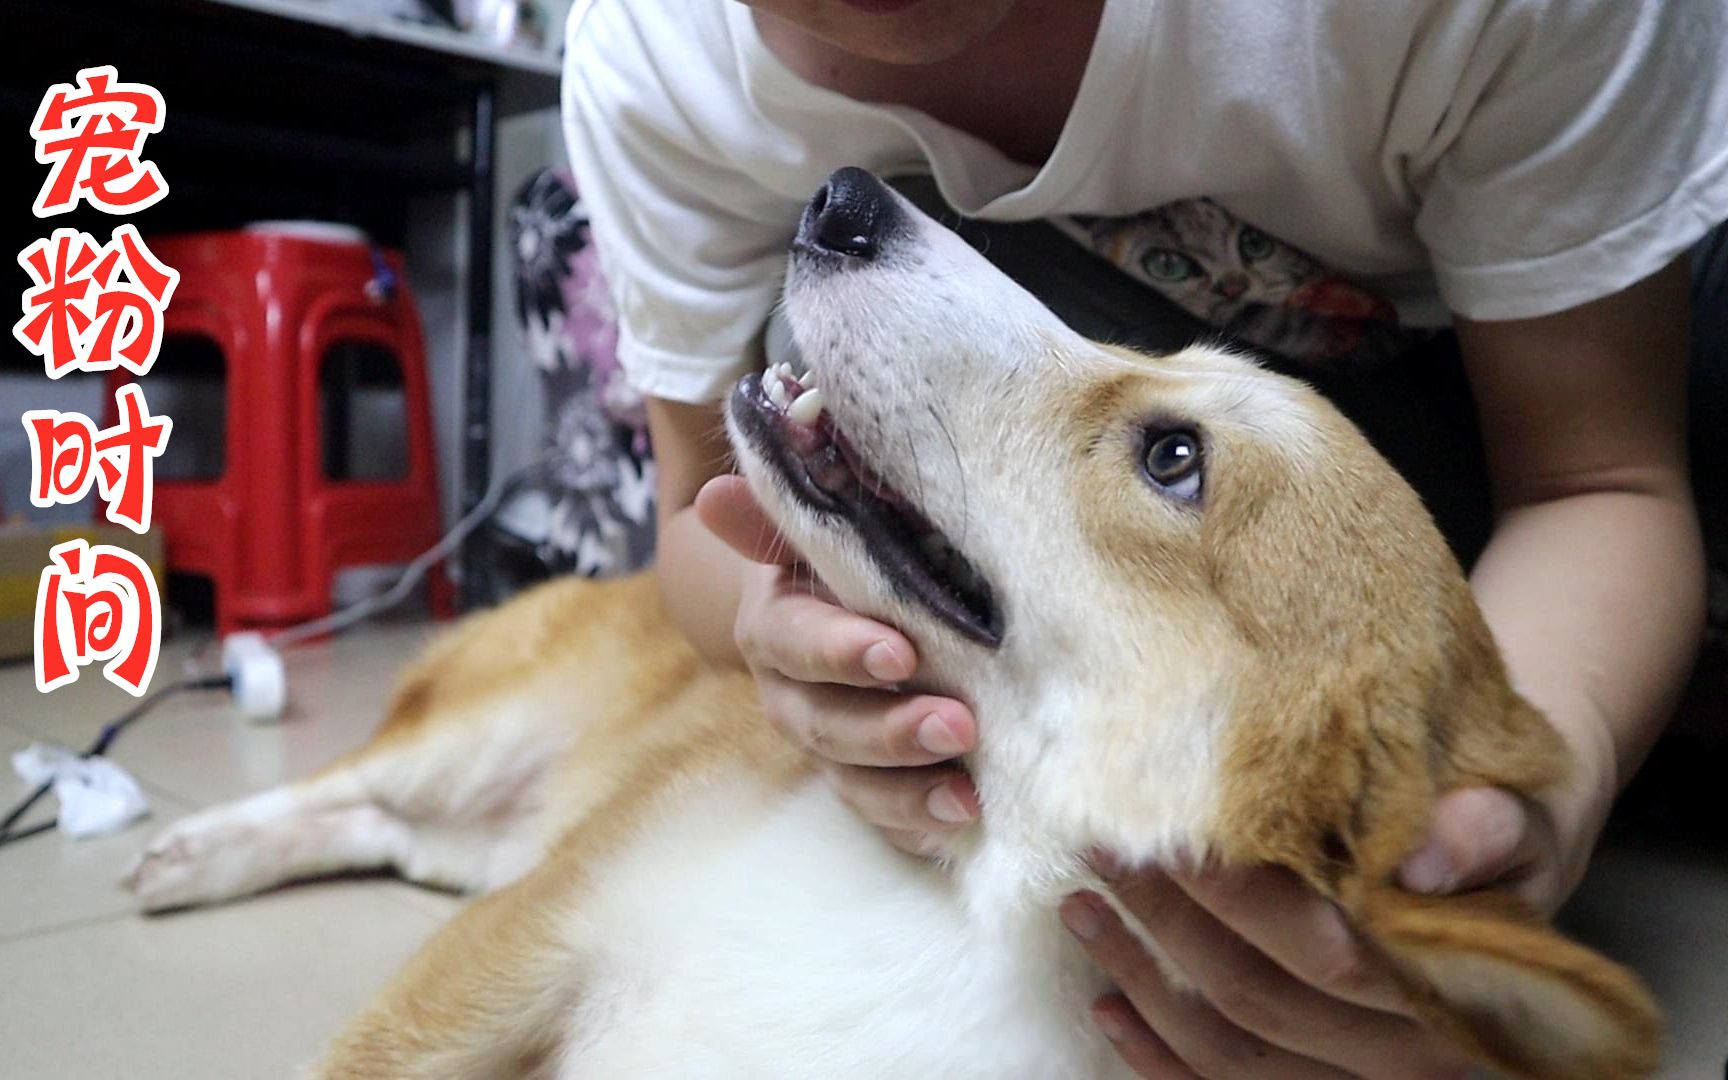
111, 224, 452, 636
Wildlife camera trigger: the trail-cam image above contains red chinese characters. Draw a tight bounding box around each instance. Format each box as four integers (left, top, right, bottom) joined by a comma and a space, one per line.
23, 68, 174, 697
24, 384, 173, 533
31, 65, 167, 218
34, 539, 162, 696
14, 224, 180, 378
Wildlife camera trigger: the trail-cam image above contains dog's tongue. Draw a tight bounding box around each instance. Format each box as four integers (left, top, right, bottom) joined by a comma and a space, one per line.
781, 412, 830, 456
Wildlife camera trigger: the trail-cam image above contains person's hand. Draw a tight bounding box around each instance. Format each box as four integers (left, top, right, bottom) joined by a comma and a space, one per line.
1060, 786, 1570, 1078
696, 475, 981, 853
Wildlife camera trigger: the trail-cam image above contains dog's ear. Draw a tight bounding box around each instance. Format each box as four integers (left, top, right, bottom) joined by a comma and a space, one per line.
1349, 665, 1663, 1079
1359, 886, 1661, 1080
1194, 382, 1662, 1076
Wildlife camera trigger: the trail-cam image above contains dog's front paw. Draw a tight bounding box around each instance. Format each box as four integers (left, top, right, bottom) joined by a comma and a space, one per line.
123, 808, 263, 912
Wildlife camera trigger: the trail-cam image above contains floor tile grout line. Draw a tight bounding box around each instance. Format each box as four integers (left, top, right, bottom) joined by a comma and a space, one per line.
2, 724, 210, 814
2, 881, 456, 951
0, 907, 135, 947
127, 774, 214, 812
2, 691, 244, 814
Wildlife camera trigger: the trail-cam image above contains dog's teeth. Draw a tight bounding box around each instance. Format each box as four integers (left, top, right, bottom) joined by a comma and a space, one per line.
786, 387, 824, 427
767, 379, 790, 409
798, 368, 819, 388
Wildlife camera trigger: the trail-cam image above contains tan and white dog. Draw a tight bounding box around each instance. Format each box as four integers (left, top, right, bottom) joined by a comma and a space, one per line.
127, 168, 1658, 1079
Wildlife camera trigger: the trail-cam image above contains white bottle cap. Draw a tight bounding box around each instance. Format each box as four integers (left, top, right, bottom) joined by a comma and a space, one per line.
221, 632, 287, 722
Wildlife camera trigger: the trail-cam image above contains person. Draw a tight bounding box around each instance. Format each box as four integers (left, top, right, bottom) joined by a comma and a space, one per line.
561, 0, 1728, 1073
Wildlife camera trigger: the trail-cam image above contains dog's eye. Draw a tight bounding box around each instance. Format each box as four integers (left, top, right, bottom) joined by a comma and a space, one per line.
1142, 430, 1202, 501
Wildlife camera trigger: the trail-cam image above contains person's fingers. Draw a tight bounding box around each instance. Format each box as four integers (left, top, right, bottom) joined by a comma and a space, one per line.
756, 673, 976, 767
881, 828, 943, 857
1089, 996, 1199, 1079
1399, 786, 1545, 896
1094, 871, 1469, 1078
696, 474, 795, 565
823, 763, 979, 832
737, 585, 918, 687
1058, 891, 1348, 1080
1152, 861, 1412, 1015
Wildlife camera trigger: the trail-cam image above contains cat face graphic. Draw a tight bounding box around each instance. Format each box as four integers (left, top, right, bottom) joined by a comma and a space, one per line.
1100, 199, 1321, 317
1140, 223, 1276, 297
1071, 199, 1413, 368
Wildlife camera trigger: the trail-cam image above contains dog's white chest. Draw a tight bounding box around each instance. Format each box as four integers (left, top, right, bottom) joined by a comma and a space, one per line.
557, 779, 1128, 1079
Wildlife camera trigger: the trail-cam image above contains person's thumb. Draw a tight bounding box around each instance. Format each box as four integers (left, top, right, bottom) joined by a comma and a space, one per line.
1397, 786, 1539, 895
696, 475, 796, 565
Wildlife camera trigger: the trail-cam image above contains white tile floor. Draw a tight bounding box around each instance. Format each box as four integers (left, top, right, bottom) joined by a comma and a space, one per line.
0, 625, 463, 1079
1, 622, 1724, 1078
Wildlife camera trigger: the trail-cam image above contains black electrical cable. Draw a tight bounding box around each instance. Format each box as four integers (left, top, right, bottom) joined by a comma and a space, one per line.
0, 673, 233, 850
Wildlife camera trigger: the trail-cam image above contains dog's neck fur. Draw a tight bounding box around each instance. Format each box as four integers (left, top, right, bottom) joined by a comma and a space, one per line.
939, 675, 1116, 927
932, 650, 1219, 905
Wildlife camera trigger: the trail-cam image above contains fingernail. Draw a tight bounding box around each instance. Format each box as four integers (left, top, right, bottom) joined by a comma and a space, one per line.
863, 641, 910, 683
1088, 848, 1126, 881
916, 713, 969, 757
1061, 894, 1104, 941
1400, 842, 1456, 894
1093, 1007, 1126, 1043
927, 781, 977, 824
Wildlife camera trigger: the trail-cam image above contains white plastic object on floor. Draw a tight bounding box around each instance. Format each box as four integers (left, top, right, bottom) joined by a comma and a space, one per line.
11, 744, 150, 838
222, 632, 287, 722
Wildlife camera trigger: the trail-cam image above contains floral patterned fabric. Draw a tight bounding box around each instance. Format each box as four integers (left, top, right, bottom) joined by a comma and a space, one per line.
475, 169, 655, 600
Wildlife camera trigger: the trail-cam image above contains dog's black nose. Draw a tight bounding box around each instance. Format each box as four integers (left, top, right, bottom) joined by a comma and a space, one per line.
796, 167, 898, 260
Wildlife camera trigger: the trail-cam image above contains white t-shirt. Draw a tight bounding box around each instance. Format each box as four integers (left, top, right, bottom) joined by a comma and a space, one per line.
562, 0, 1728, 404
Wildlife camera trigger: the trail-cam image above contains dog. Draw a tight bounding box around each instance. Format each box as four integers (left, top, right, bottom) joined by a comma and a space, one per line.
126, 168, 1659, 1079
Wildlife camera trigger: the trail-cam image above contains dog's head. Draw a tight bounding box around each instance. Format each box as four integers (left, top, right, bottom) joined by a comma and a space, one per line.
728, 168, 1534, 862
727, 168, 1658, 1078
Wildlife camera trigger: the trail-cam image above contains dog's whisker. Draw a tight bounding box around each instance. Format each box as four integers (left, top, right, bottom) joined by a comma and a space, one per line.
903, 424, 929, 516
929, 405, 969, 554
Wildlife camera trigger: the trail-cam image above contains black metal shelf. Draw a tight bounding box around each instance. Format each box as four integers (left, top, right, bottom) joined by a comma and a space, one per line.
7, 0, 561, 607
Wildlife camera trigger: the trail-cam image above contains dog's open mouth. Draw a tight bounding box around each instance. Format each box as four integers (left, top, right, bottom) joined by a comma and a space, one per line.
732, 366, 1004, 648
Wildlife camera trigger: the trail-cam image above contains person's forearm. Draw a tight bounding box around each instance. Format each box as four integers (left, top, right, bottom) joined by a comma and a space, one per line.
1469, 485, 1705, 885
657, 501, 749, 669
644, 394, 751, 669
